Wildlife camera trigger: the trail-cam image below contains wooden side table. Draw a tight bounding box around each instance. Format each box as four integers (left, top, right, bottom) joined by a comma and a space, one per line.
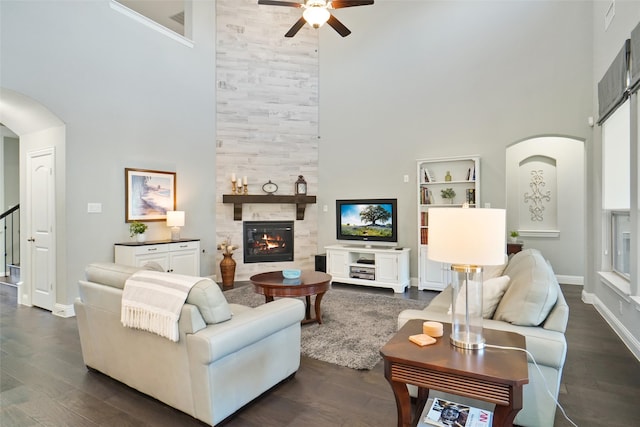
507, 242, 523, 255
249, 271, 331, 324
380, 319, 528, 427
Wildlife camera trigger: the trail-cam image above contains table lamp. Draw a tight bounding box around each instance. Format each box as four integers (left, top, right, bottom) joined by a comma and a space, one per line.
166, 211, 185, 241
428, 206, 506, 350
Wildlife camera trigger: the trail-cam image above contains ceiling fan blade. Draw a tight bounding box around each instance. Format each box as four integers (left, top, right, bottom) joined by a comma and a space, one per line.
258, 0, 303, 8
285, 17, 307, 37
330, 0, 374, 9
326, 14, 351, 37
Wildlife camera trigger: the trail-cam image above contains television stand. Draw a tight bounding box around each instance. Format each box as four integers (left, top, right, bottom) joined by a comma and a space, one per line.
324, 245, 410, 293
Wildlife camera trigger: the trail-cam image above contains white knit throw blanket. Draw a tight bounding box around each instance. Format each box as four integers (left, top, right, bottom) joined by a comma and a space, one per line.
121, 270, 200, 342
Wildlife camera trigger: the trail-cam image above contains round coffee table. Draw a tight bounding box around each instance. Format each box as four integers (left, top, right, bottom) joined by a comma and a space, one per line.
249, 271, 332, 324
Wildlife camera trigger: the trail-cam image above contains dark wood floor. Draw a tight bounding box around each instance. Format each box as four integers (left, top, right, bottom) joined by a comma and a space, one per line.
1, 282, 639, 426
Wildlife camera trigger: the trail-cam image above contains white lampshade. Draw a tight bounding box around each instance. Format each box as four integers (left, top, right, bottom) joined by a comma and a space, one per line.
167, 211, 185, 240
303, 6, 330, 28
166, 211, 185, 227
428, 208, 506, 266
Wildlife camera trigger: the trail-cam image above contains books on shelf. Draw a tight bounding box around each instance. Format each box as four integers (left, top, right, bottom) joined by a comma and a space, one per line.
465, 188, 476, 205
420, 228, 429, 245
465, 165, 476, 181
420, 187, 434, 204
419, 398, 492, 427
421, 212, 429, 226
422, 168, 435, 183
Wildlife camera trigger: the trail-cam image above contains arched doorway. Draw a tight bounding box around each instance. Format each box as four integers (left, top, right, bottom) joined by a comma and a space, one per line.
0, 87, 68, 315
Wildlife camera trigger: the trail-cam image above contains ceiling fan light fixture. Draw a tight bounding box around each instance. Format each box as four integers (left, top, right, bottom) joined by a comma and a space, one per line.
303, 6, 331, 28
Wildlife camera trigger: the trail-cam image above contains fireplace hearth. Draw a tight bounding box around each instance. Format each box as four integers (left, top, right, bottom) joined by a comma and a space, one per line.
243, 221, 294, 263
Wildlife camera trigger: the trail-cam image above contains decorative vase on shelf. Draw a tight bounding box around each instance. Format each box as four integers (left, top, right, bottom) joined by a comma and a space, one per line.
136, 233, 146, 243
220, 253, 236, 289
509, 237, 518, 243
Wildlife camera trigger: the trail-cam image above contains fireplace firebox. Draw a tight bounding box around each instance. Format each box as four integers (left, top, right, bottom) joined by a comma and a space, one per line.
243, 221, 294, 263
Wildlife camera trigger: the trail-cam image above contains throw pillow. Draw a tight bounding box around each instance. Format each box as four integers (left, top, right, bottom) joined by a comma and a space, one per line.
493, 249, 559, 326
186, 279, 232, 324
482, 254, 509, 280
448, 275, 511, 319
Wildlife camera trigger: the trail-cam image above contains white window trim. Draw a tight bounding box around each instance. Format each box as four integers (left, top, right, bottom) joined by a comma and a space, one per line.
110, 1, 194, 48
598, 270, 631, 300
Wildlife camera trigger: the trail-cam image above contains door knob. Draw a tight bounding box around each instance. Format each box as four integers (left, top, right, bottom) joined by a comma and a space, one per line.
27, 237, 35, 242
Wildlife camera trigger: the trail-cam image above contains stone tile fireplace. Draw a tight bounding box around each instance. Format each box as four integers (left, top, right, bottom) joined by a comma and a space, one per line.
215, 1, 319, 280
243, 221, 294, 263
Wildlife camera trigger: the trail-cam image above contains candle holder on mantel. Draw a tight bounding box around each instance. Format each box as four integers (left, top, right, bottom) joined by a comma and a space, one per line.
231, 179, 237, 194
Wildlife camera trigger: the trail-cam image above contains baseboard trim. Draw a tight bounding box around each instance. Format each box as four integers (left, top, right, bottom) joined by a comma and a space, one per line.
556, 275, 583, 285
53, 303, 75, 318
586, 291, 640, 362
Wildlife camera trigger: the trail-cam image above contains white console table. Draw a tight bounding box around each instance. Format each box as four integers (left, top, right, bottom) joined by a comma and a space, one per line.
114, 239, 200, 276
324, 245, 410, 293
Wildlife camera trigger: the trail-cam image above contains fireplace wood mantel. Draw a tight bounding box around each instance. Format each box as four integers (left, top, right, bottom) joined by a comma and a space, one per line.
222, 194, 317, 221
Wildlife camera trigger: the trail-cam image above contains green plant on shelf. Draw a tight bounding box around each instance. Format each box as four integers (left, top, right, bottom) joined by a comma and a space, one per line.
440, 188, 456, 200
129, 221, 148, 237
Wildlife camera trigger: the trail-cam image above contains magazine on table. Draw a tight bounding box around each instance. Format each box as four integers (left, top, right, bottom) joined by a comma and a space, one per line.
420, 397, 492, 427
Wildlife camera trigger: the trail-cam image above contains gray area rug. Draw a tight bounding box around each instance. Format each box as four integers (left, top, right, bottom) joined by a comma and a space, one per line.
223, 285, 432, 370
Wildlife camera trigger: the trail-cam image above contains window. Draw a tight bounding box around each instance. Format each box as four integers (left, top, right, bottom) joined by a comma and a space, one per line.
111, 0, 193, 43
602, 99, 631, 283
612, 211, 631, 279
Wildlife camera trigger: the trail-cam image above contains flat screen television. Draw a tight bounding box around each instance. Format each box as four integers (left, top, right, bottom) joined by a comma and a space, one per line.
336, 198, 398, 245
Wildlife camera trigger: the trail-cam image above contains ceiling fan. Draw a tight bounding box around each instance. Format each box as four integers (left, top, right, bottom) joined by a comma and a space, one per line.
257, 0, 374, 38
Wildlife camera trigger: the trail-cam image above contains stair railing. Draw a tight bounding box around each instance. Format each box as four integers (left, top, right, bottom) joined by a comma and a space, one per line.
1, 204, 20, 277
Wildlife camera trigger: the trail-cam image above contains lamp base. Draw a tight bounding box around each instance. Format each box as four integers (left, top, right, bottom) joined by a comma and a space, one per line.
450, 333, 485, 350
450, 264, 485, 350
170, 227, 181, 241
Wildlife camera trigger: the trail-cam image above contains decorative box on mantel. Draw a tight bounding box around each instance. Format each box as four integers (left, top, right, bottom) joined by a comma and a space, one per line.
222, 194, 317, 220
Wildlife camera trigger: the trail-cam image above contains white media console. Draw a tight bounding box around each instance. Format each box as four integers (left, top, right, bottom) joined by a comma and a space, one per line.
324, 245, 410, 293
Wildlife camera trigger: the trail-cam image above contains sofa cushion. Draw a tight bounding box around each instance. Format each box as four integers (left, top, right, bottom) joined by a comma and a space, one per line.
85, 262, 163, 289
493, 249, 559, 326
482, 254, 509, 280
186, 279, 232, 324
450, 275, 511, 319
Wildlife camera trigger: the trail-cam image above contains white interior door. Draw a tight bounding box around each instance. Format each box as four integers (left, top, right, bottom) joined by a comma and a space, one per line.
27, 148, 55, 311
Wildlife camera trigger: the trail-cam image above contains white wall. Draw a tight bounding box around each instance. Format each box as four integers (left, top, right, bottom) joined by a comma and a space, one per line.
318, 0, 593, 280
1, 0, 216, 305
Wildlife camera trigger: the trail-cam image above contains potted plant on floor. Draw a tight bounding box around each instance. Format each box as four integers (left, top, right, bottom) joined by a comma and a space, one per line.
129, 221, 148, 243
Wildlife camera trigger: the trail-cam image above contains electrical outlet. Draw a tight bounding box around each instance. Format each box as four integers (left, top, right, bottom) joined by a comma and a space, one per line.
87, 203, 102, 213
403, 174, 409, 183
323, 205, 328, 212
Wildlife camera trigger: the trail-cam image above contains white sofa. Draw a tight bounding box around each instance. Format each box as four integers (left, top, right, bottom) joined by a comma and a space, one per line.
74, 262, 305, 426
398, 249, 569, 427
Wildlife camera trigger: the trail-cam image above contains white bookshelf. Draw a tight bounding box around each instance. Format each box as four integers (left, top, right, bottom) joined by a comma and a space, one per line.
417, 156, 480, 291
